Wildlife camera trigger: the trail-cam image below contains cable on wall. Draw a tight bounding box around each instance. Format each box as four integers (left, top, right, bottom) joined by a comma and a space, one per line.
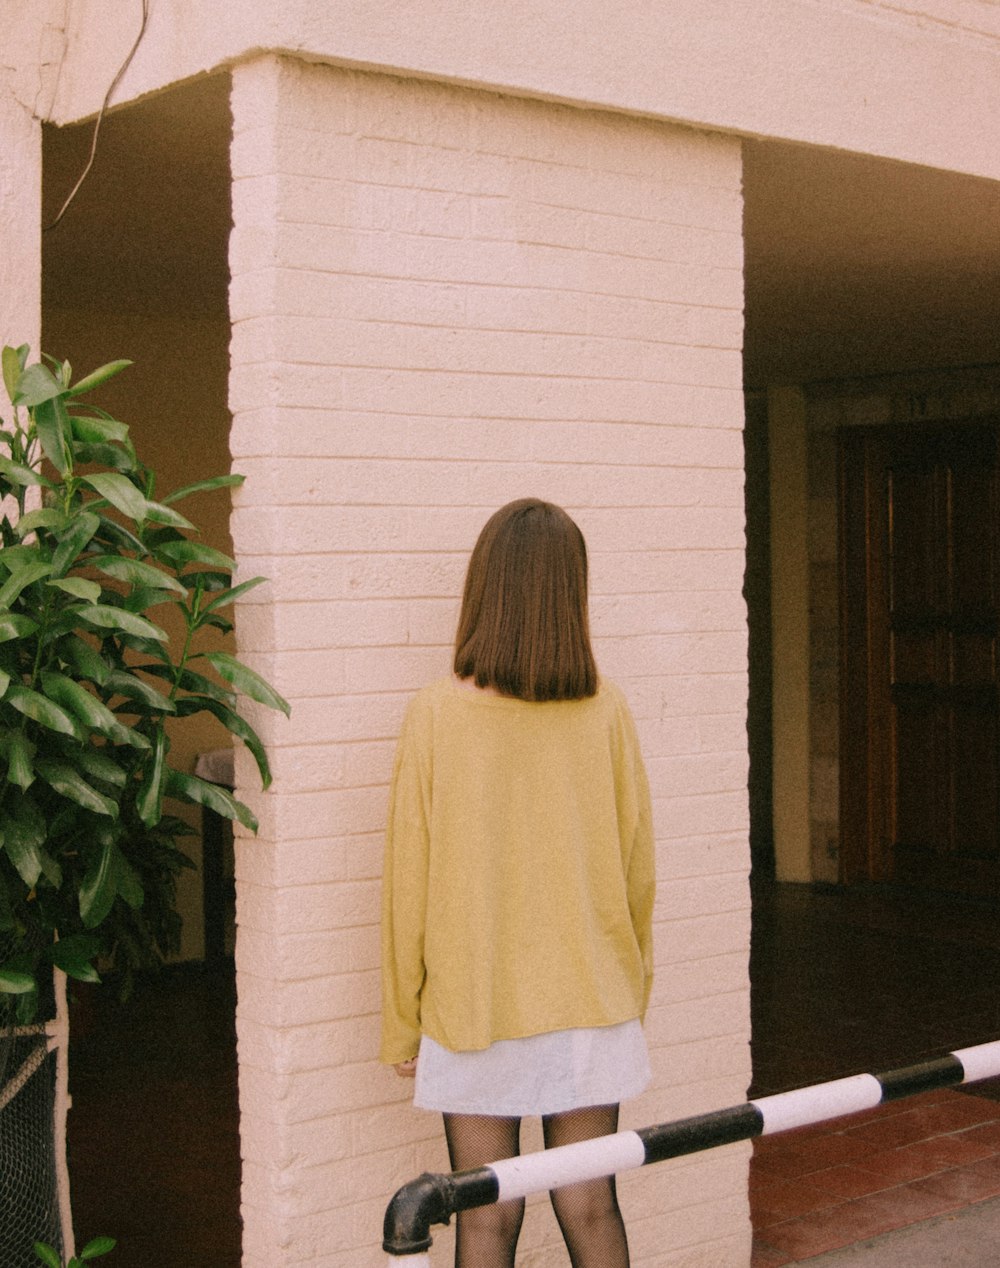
45, 0, 150, 231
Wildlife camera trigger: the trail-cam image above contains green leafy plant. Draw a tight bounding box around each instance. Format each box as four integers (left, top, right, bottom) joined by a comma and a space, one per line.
34, 1236, 116, 1267
0, 345, 289, 1018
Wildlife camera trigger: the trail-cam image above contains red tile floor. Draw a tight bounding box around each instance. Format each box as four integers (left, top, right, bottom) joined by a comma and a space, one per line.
749, 882, 1000, 1264
751, 1087, 1000, 1264
65, 882, 1000, 1265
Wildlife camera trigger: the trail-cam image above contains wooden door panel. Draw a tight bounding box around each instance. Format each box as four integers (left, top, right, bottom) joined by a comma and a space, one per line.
892, 692, 940, 849
840, 422, 1000, 897
891, 631, 936, 683
952, 634, 995, 684
951, 467, 996, 614
952, 703, 998, 852
887, 465, 937, 619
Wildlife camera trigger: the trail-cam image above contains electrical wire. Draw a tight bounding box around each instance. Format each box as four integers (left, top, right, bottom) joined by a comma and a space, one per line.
45, 0, 150, 231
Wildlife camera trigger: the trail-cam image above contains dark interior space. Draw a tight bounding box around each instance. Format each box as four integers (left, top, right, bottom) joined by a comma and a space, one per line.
67, 967, 240, 1267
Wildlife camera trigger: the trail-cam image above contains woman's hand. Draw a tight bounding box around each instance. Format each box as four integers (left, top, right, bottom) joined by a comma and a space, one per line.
394, 1057, 417, 1078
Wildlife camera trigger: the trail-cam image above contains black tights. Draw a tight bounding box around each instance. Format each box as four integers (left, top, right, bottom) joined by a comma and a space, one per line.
443, 1104, 629, 1268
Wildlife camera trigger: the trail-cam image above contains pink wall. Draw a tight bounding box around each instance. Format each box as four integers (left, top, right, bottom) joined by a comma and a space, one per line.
0, 93, 40, 355
45, 2, 1000, 185
229, 56, 749, 1265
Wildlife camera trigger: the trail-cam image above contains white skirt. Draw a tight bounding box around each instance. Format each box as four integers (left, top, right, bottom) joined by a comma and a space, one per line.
413, 1020, 651, 1117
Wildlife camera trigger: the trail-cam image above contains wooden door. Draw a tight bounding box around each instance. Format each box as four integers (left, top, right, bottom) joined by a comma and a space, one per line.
840, 423, 1000, 896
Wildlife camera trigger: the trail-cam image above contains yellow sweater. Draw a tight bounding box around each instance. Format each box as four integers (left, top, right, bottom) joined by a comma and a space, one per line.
380, 677, 655, 1064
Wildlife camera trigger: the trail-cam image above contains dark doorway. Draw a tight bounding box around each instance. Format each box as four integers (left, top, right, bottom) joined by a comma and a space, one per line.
42, 72, 239, 1266
840, 422, 1000, 897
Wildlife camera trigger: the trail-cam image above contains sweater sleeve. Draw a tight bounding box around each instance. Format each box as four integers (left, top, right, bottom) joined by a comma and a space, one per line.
379, 699, 432, 1064
618, 695, 656, 1018
628, 751, 656, 1017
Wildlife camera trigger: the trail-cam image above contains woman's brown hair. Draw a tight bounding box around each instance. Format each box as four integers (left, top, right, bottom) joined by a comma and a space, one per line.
453, 499, 598, 701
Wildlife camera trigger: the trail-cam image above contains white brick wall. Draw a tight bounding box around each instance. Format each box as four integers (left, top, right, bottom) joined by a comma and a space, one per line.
229, 55, 750, 1266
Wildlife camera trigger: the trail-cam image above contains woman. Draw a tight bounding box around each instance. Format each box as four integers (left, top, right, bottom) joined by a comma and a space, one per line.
381, 498, 655, 1267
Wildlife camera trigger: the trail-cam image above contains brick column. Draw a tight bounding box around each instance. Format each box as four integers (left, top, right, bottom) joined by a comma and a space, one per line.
229, 55, 749, 1266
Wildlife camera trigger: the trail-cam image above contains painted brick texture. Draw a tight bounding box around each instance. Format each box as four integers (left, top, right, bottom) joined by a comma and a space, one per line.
229, 55, 750, 1266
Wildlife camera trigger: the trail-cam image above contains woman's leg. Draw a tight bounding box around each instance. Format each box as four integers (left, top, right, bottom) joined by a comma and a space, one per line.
541, 1103, 629, 1268
443, 1113, 524, 1268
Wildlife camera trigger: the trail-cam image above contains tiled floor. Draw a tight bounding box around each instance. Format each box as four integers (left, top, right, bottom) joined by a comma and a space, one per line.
750, 1087, 1000, 1263
65, 882, 1000, 1265
749, 882, 1000, 1264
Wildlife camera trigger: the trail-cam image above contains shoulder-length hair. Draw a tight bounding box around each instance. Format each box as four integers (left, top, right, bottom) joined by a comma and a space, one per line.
453, 499, 598, 701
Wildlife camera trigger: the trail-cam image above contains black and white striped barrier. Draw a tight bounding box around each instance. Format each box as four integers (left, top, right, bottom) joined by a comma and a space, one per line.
383, 1039, 1000, 1260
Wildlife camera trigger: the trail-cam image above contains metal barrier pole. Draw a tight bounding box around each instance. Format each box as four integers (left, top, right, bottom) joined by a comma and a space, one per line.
383, 1038, 1000, 1259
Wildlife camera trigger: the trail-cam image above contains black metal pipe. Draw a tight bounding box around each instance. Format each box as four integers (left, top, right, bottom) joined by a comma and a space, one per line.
382, 1039, 1000, 1257
383, 1167, 498, 1256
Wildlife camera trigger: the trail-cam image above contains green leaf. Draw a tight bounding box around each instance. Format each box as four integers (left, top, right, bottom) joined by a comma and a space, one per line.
69, 413, 130, 445
162, 472, 245, 505
38, 848, 62, 888
200, 575, 266, 617
12, 362, 63, 408
2, 731, 36, 789
0, 545, 49, 575
143, 501, 196, 531
79, 1237, 118, 1260
201, 651, 290, 716
154, 538, 236, 572
34, 394, 73, 475
0, 877, 15, 931
32, 1241, 63, 1268
178, 568, 230, 592
175, 696, 271, 788
198, 612, 233, 635
117, 632, 171, 665
76, 603, 168, 642
69, 744, 127, 788
15, 507, 65, 537
139, 523, 183, 547
46, 576, 102, 603
0, 612, 38, 641
0, 544, 42, 572
40, 670, 131, 741
92, 514, 147, 556
0, 969, 36, 995
15, 985, 39, 1023
6, 683, 83, 737
90, 553, 186, 594
2, 345, 25, 402
0, 667, 9, 697
165, 769, 258, 832
3, 798, 46, 885
51, 511, 100, 577
66, 359, 132, 398
137, 728, 166, 826
117, 855, 143, 909
50, 934, 102, 984
105, 668, 175, 715
70, 440, 137, 473
0, 455, 52, 488
82, 471, 149, 521
79, 840, 120, 928
0, 559, 51, 607
144, 662, 235, 705
59, 634, 112, 687
35, 758, 119, 818
122, 585, 176, 613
